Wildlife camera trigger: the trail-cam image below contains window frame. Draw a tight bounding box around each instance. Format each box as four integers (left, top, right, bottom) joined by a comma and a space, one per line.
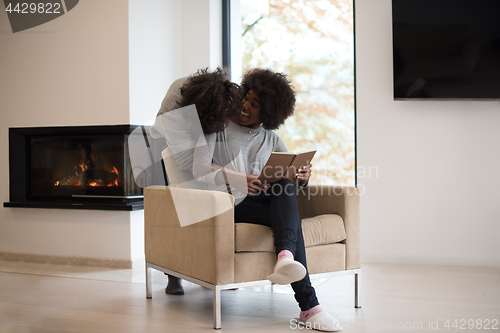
222, 0, 358, 187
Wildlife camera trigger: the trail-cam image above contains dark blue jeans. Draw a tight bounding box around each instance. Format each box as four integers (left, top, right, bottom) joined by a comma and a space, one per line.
234, 178, 319, 311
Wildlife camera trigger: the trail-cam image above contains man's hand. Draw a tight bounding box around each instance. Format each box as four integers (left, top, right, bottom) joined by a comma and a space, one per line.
295, 163, 312, 187
213, 165, 260, 196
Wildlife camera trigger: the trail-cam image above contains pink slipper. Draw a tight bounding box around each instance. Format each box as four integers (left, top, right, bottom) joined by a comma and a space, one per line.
266, 258, 306, 285
297, 312, 343, 332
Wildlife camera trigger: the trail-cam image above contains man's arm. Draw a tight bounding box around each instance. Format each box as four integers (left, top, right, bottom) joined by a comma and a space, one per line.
211, 164, 264, 197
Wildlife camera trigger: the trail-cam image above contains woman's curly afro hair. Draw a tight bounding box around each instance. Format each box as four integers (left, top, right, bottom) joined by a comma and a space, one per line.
241, 68, 296, 130
180, 67, 241, 134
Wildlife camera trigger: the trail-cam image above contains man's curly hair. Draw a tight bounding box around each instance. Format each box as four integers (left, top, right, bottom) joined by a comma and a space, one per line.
180, 67, 241, 134
241, 68, 296, 130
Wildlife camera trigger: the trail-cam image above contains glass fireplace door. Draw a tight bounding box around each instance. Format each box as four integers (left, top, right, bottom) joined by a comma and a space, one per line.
29, 135, 141, 198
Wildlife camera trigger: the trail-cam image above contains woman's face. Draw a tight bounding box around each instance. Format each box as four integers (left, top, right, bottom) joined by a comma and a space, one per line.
233, 89, 262, 129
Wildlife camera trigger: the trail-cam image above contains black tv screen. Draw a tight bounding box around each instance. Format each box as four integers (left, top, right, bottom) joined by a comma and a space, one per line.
392, 0, 500, 100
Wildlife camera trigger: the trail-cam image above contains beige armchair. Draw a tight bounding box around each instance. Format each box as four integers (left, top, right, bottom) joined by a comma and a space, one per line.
144, 183, 361, 329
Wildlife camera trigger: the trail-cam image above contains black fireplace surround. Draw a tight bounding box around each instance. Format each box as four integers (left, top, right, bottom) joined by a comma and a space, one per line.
4, 125, 153, 211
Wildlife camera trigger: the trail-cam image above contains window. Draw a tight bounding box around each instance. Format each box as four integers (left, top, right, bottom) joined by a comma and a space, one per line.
225, 0, 356, 185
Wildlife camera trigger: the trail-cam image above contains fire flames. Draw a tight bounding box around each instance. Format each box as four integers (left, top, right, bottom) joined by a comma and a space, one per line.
54, 161, 120, 187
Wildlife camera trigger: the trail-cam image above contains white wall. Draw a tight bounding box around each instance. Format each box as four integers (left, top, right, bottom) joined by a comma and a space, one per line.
0, 0, 223, 263
0, 0, 135, 261
129, 0, 223, 126
0, 0, 130, 126
356, 0, 500, 267
181, 0, 223, 75
129, 0, 184, 126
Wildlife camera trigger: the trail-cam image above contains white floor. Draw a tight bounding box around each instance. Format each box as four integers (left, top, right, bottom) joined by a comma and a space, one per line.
0, 260, 499, 332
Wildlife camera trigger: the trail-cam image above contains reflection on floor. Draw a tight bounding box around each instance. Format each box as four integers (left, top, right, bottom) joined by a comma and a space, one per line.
0, 260, 499, 332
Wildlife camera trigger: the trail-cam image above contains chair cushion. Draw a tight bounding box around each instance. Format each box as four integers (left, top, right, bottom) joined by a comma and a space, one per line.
234, 243, 346, 283
234, 214, 346, 253
302, 214, 347, 248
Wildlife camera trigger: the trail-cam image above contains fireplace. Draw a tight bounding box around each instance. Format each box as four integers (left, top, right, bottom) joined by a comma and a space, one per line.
4, 125, 152, 211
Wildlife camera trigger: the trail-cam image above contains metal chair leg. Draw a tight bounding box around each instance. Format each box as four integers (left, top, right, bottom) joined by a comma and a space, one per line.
146, 263, 152, 299
213, 286, 221, 329
354, 272, 361, 308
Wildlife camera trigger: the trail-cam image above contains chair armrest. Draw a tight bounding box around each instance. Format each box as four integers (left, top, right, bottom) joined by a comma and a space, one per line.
296, 185, 360, 270
144, 186, 235, 285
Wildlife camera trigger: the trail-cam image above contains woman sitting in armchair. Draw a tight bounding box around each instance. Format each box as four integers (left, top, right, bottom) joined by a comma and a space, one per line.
190, 68, 343, 332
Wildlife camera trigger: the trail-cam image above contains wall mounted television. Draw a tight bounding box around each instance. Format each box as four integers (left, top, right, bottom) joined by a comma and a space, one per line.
392, 0, 500, 100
